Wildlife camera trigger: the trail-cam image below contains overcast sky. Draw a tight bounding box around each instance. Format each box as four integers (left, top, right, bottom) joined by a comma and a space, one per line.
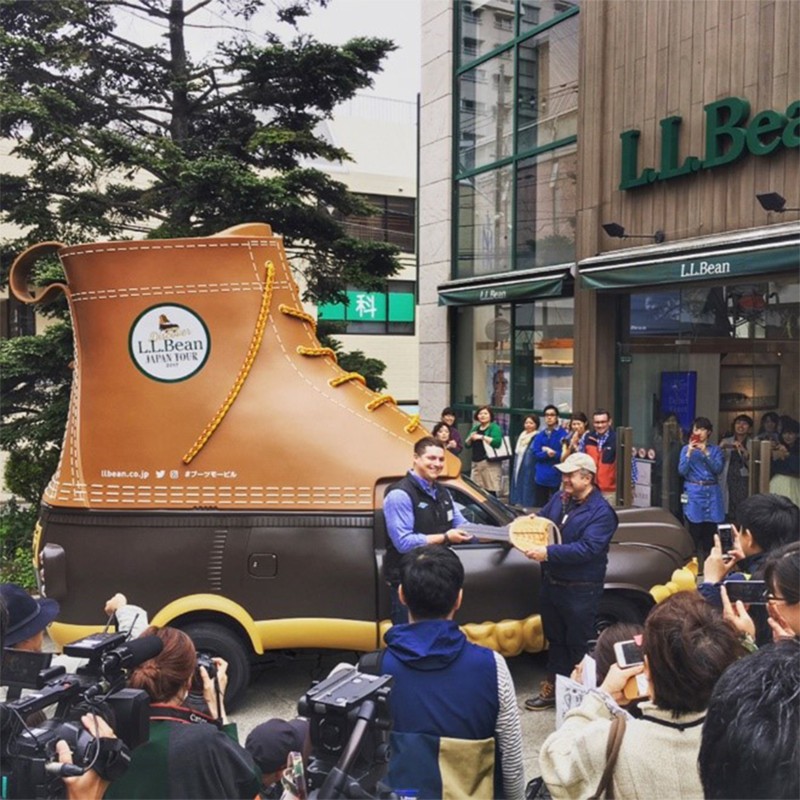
291, 0, 421, 103
113, 0, 421, 104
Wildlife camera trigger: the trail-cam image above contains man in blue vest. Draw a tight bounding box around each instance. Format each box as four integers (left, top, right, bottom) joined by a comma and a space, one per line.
380, 546, 525, 799
383, 436, 473, 624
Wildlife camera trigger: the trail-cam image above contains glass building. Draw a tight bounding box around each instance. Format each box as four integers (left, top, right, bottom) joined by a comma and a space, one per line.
419, 0, 799, 506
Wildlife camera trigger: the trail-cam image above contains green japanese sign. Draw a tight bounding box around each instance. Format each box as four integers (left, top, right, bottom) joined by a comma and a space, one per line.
318, 290, 415, 322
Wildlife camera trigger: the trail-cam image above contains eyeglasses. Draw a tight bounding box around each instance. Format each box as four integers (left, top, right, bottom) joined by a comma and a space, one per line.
767, 593, 788, 603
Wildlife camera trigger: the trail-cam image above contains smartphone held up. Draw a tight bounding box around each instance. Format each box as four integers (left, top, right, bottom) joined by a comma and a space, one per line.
723, 579, 768, 605
614, 638, 644, 668
717, 523, 734, 553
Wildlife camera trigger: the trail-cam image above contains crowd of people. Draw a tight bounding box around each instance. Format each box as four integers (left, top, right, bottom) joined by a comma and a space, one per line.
1, 426, 798, 799
436, 406, 619, 506
438, 404, 799, 566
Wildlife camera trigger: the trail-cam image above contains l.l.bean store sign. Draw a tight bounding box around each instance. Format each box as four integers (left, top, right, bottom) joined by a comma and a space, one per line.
581, 240, 799, 290
619, 96, 799, 190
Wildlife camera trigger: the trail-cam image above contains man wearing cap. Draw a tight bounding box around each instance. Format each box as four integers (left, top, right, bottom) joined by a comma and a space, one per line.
521, 452, 619, 710
245, 717, 310, 797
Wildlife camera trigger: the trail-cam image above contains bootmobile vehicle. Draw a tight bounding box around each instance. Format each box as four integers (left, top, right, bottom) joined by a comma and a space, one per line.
11, 224, 694, 706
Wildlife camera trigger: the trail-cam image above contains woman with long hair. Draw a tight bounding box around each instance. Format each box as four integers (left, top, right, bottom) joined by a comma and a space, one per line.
105, 627, 260, 799
510, 414, 539, 507
770, 416, 800, 505
719, 414, 753, 521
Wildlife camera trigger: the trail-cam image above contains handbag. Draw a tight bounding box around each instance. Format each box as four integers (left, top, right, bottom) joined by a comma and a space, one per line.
484, 435, 512, 461
588, 713, 627, 800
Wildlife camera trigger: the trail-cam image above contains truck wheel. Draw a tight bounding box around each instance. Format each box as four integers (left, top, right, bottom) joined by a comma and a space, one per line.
181, 622, 251, 710
595, 594, 647, 636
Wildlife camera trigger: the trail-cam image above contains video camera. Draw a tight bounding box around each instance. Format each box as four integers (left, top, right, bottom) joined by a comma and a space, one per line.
1, 632, 161, 799
298, 667, 394, 799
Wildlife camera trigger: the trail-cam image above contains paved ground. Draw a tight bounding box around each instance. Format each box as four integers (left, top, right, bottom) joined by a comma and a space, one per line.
230, 647, 554, 783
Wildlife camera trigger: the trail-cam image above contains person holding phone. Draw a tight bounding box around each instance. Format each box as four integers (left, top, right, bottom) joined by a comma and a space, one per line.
700, 493, 799, 646
678, 416, 725, 567
720, 541, 800, 644
540, 593, 744, 800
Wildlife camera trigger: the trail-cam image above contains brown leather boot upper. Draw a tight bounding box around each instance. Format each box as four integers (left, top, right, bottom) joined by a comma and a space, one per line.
11, 223, 454, 511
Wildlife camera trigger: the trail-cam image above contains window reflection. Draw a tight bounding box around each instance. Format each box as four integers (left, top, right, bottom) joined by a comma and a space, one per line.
459, 0, 582, 67
458, 57, 514, 173
517, 14, 579, 152
629, 282, 800, 340
515, 147, 576, 270
456, 164, 514, 278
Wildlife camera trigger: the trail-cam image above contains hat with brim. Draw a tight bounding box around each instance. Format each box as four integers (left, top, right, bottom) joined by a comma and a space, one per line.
245, 717, 309, 773
0, 583, 60, 647
555, 452, 597, 474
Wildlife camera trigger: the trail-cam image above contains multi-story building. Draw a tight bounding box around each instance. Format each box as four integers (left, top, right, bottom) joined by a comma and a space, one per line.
420, 0, 799, 501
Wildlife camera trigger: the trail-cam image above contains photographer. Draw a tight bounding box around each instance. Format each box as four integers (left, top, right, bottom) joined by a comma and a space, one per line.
719, 541, 800, 644
699, 493, 799, 645
1, 596, 129, 800
104, 626, 260, 799
0, 585, 148, 660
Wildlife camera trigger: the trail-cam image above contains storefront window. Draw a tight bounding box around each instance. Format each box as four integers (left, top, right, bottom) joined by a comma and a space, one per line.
516, 298, 574, 413
516, 13, 579, 153
515, 145, 576, 270
454, 297, 574, 436
456, 163, 514, 278
621, 277, 799, 513
453, 303, 512, 400
520, 1, 581, 36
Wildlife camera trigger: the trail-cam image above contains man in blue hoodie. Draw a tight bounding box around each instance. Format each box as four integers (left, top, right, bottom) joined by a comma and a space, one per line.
379, 546, 524, 799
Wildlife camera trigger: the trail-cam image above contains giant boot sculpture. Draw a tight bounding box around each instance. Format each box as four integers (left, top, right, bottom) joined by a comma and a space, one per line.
10, 223, 442, 511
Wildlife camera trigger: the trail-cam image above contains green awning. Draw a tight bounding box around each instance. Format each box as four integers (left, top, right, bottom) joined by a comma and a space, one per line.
438, 270, 568, 306
580, 239, 799, 290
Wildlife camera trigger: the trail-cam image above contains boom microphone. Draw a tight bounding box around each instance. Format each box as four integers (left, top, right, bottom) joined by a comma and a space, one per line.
102, 635, 163, 672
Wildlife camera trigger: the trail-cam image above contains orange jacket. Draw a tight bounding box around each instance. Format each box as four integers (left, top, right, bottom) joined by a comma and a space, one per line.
584, 429, 617, 492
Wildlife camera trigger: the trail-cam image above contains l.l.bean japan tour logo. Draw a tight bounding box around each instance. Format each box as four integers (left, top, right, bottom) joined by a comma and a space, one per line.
128, 304, 211, 382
